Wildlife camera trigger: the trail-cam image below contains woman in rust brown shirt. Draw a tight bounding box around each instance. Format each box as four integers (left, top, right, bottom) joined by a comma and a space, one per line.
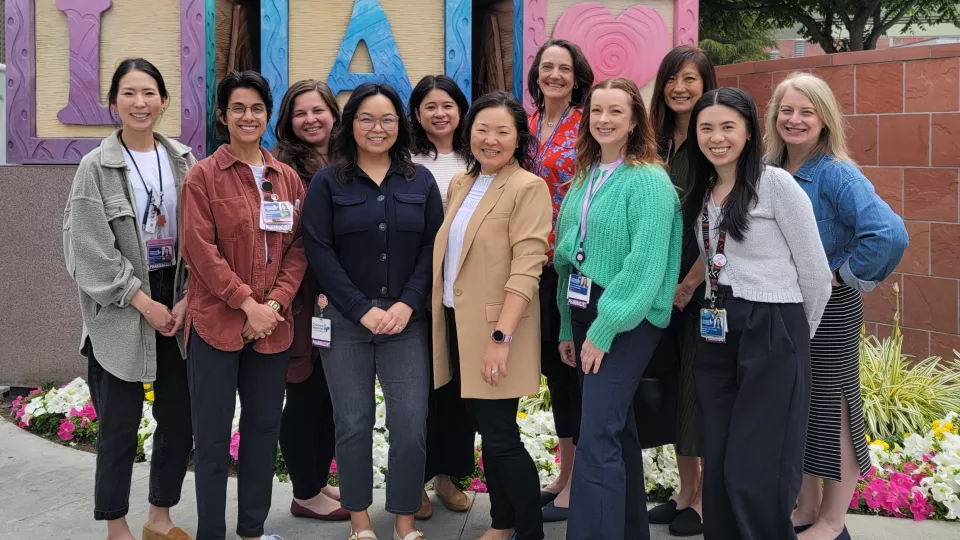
181, 71, 306, 540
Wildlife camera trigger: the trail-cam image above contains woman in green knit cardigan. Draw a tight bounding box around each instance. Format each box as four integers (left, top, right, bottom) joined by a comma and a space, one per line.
554, 78, 683, 540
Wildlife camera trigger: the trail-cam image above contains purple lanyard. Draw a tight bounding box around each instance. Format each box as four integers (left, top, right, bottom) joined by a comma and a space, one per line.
533, 106, 572, 178
575, 158, 624, 263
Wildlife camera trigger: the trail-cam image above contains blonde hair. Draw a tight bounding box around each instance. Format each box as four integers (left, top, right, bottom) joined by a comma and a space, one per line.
764, 72, 853, 165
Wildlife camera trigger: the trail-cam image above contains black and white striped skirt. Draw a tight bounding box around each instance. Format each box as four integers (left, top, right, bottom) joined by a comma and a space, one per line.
803, 283, 872, 480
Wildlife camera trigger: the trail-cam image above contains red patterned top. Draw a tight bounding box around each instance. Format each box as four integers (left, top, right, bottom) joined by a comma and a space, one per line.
528, 107, 583, 261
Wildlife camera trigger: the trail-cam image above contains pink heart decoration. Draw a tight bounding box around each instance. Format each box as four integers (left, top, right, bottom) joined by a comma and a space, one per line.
552, 3, 670, 88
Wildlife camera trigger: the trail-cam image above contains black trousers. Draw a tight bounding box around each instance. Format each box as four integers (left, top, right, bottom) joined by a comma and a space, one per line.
447, 308, 543, 540
279, 361, 337, 500
88, 267, 193, 520
423, 355, 476, 482
566, 284, 659, 540
187, 329, 290, 540
694, 289, 810, 540
540, 266, 582, 442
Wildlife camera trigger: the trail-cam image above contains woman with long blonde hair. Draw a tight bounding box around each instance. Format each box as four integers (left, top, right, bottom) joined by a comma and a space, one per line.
765, 73, 907, 540
555, 78, 682, 539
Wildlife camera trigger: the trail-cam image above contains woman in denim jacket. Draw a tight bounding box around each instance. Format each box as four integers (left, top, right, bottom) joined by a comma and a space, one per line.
766, 73, 908, 540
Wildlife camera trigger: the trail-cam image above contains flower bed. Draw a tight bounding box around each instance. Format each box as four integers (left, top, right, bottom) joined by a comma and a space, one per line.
8, 377, 958, 521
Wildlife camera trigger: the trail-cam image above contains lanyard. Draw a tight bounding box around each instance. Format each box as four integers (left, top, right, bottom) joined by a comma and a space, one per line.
701, 179, 728, 305
119, 133, 164, 222
575, 158, 624, 263
533, 106, 572, 178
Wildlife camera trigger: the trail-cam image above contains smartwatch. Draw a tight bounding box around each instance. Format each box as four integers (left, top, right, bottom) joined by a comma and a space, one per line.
491, 329, 513, 344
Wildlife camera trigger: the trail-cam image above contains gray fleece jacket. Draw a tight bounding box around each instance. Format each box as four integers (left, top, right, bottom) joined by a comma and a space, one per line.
63, 130, 196, 382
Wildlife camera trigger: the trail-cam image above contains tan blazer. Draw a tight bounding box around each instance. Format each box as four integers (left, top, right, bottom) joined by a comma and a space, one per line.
431, 162, 552, 399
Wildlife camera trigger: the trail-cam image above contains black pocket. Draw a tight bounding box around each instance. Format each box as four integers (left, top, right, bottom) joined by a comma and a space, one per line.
332, 194, 368, 235
393, 192, 425, 232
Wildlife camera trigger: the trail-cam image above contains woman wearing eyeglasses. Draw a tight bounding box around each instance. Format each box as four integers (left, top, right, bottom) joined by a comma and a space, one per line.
180, 70, 306, 540
302, 82, 443, 540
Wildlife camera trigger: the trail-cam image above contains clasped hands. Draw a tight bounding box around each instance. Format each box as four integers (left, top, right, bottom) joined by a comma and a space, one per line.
360, 302, 413, 335
241, 298, 284, 341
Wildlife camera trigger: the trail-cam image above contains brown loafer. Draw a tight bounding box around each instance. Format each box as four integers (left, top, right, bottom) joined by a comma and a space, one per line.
414, 489, 433, 520
142, 526, 192, 540
290, 499, 351, 521
436, 486, 471, 512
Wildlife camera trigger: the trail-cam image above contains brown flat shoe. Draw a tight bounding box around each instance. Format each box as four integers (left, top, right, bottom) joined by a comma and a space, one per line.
290, 499, 351, 521
436, 486, 471, 512
142, 526, 192, 540
414, 489, 433, 520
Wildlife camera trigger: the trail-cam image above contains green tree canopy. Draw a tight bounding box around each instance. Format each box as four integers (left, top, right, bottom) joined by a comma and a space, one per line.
699, 1, 779, 65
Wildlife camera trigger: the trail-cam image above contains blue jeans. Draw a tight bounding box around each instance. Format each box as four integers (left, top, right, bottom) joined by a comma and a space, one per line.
321, 298, 430, 514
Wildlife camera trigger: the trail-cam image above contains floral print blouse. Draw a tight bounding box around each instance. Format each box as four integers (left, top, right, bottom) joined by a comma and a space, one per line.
528, 107, 583, 261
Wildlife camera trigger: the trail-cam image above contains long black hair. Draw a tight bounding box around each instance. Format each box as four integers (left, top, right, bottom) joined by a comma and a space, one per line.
650, 46, 717, 156
330, 83, 415, 184
526, 39, 594, 112
461, 91, 534, 176
682, 88, 762, 243
408, 75, 470, 163
108, 58, 169, 124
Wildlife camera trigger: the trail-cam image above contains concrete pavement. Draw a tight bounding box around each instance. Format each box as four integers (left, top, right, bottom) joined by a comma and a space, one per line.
1, 420, 955, 539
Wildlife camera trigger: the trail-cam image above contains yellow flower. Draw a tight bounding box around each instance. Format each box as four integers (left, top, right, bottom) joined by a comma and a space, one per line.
943, 421, 957, 434
143, 383, 151, 390
870, 440, 890, 451
904, 433, 913, 439
865, 434, 872, 443
517, 412, 527, 419
145, 391, 155, 402
932, 420, 942, 430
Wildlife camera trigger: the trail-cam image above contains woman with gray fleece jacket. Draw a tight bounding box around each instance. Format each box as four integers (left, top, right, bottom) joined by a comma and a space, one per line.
62, 59, 196, 540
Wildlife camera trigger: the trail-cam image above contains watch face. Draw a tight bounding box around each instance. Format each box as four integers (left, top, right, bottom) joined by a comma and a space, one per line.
492, 330, 505, 342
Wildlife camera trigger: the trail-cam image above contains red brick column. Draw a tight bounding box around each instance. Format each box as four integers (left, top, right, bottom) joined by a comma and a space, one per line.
716, 45, 960, 362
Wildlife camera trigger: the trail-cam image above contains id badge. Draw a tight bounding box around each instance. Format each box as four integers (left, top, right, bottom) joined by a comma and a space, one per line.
260, 201, 294, 233
700, 308, 727, 343
146, 237, 176, 270
567, 274, 592, 309
311, 317, 332, 348
143, 191, 159, 234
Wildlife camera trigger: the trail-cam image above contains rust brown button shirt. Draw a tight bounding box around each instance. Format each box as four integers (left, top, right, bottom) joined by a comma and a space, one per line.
181, 145, 307, 353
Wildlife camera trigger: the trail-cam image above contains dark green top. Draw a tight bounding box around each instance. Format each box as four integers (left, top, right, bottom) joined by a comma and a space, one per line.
663, 140, 700, 284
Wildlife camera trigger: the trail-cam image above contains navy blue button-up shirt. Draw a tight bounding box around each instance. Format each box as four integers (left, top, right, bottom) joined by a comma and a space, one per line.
302, 161, 443, 323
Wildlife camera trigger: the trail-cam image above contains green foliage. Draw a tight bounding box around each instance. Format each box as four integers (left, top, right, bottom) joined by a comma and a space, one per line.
699, 2, 778, 65
29, 414, 62, 438
518, 375, 552, 414
859, 287, 960, 440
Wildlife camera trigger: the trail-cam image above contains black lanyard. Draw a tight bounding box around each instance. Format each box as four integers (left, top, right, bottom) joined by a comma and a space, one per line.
532, 106, 571, 178
701, 180, 727, 306
119, 133, 163, 220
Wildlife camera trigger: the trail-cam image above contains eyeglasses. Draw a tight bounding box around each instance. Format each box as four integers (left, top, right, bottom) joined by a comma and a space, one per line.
227, 104, 268, 118
356, 114, 398, 132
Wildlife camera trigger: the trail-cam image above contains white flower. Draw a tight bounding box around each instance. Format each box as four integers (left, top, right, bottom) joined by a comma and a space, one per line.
944, 494, 960, 520
929, 482, 954, 503
904, 433, 935, 460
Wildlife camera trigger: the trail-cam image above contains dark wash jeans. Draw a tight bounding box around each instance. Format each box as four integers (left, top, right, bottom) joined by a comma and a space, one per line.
187, 329, 290, 540
321, 298, 430, 514
88, 267, 193, 520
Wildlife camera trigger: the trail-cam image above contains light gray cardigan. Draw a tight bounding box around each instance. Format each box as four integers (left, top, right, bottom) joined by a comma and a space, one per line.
697, 165, 833, 337
63, 130, 196, 382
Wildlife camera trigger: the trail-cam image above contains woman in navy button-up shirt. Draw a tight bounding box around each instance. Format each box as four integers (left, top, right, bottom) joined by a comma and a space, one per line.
302, 82, 443, 540
765, 73, 907, 540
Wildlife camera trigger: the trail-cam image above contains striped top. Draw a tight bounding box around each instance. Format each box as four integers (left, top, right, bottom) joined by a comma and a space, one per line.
412, 151, 468, 211
443, 173, 495, 307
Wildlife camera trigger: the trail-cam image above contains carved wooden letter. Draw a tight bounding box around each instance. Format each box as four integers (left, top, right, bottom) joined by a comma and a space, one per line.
56, 0, 114, 125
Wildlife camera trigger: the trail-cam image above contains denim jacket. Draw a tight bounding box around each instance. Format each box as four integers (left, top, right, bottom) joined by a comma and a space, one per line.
790, 153, 907, 292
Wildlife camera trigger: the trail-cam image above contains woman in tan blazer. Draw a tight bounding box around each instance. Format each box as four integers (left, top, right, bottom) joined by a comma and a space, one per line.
431, 91, 552, 540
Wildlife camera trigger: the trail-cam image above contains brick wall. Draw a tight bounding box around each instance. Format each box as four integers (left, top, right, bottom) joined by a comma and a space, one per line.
716, 44, 960, 362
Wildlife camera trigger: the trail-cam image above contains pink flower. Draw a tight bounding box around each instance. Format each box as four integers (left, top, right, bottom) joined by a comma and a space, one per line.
863, 478, 886, 510
469, 478, 487, 493
903, 462, 919, 475
329, 460, 337, 474
229, 432, 240, 461
11, 396, 22, 412
477, 453, 484, 471
849, 489, 861, 510
57, 418, 76, 441
555, 454, 562, 464
910, 492, 933, 521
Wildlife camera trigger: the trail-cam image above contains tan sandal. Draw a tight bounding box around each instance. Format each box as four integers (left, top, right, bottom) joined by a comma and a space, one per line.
142, 525, 192, 540
348, 531, 377, 540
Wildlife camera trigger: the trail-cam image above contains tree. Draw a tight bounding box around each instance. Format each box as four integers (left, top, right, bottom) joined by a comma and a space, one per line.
704, 0, 960, 53
699, 2, 779, 65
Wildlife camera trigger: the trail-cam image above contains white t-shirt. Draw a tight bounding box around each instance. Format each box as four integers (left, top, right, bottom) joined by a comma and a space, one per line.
412, 151, 468, 211
250, 164, 269, 262
124, 144, 178, 245
443, 173, 495, 307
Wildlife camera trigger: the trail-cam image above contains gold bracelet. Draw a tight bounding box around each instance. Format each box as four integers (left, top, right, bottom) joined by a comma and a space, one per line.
266, 300, 282, 312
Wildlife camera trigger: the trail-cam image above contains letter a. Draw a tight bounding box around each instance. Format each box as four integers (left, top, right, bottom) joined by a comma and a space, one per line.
327, 0, 413, 107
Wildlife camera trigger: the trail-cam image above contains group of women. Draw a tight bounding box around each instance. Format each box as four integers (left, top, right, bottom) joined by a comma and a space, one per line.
64, 37, 907, 540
